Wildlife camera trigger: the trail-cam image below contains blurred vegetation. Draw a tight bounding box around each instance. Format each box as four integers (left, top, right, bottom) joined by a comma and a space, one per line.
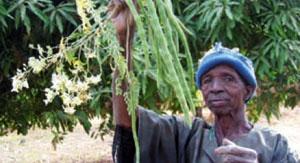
0, 0, 299, 142
173, 0, 300, 122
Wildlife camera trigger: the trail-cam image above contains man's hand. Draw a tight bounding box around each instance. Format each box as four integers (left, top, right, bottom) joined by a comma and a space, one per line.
215, 139, 258, 163
108, 0, 137, 47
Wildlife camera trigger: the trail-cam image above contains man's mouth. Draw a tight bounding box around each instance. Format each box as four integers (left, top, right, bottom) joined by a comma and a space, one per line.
209, 99, 228, 106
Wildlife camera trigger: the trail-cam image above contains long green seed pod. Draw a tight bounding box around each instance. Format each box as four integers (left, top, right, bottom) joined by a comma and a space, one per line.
144, 0, 192, 126
126, 72, 140, 163
164, 0, 195, 88
124, 0, 150, 94
156, 0, 195, 115
148, 26, 162, 88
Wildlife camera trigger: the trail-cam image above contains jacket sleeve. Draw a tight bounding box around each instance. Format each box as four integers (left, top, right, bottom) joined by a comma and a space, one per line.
138, 107, 193, 163
112, 125, 136, 163
271, 134, 299, 163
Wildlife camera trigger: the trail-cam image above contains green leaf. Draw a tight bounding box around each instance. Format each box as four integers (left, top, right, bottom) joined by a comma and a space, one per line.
204, 8, 218, 29
43, 4, 54, 13
211, 8, 223, 29
60, 7, 76, 13
60, 2, 76, 8
68, 32, 84, 40
57, 110, 68, 121
49, 9, 56, 20
65, 49, 76, 64
14, 8, 20, 29
55, 14, 63, 33
20, 5, 26, 21
210, 22, 222, 43
226, 22, 233, 40
185, 5, 200, 22
23, 15, 31, 34
281, 13, 287, 25
290, 15, 298, 31
262, 41, 273, 56
183, 2, 198, 13
0, 5, 8, 15
0, 17, 7, 28
8, 0, 25, 13
253, 1, 260, 14
75, 111, 91, 134
275, 42, 279, 58
58, 9, 77, 26
225, 7, 233, 20
277, 26, 287, 38
28, 2, 49, 24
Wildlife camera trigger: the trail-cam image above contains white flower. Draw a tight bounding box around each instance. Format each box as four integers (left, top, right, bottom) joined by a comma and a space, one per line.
76, 80, 89, 92
37, 44, 44, 55
85, 52, 96, 58
72, 96, 83, 106
11, 73, 29, 92
86, 0, 94, 12
65, 80, 77, 93
79, 92, 92, 104
49, 55, 58, 63
11, 78, 22, 92
61, 93, 72, 106
28, 57, 46, 74
63, 105, 76, 114
23, 80, 29, 88
86, 75, 101, 85
70, 66, 83, 74
44, 88, 57, 105
51, 72, 68, 91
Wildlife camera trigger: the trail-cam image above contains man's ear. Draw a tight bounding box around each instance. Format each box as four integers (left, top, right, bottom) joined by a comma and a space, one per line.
244, 85, 255, 102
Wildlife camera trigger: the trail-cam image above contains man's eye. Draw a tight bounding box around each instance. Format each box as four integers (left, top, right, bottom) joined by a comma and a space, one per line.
203, 78, 211, 84
224, 76, 233, 82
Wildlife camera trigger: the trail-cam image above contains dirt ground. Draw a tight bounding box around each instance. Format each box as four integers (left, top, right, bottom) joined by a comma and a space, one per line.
0, 107, 299, 163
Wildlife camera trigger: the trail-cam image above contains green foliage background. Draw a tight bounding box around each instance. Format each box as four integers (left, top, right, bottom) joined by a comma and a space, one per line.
0, 0, 299, 140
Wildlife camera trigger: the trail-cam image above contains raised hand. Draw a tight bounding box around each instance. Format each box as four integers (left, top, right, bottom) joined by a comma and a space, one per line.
215, 139, 258, 163
108, 0, 137, 48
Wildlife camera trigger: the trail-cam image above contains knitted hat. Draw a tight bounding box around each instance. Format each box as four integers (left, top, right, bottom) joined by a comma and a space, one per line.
196, 43, 257, 101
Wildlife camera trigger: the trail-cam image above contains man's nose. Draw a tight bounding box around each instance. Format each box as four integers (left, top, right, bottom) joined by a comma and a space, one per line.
210, 79, 224, 93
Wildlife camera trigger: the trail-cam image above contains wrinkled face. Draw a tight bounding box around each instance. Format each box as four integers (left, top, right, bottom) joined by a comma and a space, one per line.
201, 64, 253, 115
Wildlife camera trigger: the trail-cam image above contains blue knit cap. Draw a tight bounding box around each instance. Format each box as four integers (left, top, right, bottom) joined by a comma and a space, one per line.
196, 43, 257, 102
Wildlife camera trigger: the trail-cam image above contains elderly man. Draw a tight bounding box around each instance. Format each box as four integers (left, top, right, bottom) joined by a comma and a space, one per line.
109, 1, 299, 162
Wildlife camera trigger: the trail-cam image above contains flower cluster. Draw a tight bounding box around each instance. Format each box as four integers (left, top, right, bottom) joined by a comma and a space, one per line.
43, 72, 101, 114
11, 40, 102, 114
12, 55, 48, 93
28, 57, 46, 74
11, 45, 55, 93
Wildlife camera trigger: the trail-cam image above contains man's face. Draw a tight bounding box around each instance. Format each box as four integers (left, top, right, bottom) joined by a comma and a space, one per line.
201, 64, 253, 115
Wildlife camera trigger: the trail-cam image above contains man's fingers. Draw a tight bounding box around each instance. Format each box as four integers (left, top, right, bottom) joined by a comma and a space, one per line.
222, 138, 235, 146
223, 154, 256, 163
216, 141, 258, 163
215, 145, 237, 155
108, 0, 124, 15
215, 145, 257, 158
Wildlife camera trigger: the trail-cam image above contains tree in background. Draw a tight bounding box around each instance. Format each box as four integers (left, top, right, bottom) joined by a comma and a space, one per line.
0, 0, 116, 146
0, 0, 299, 147
174, 0, 300, 121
